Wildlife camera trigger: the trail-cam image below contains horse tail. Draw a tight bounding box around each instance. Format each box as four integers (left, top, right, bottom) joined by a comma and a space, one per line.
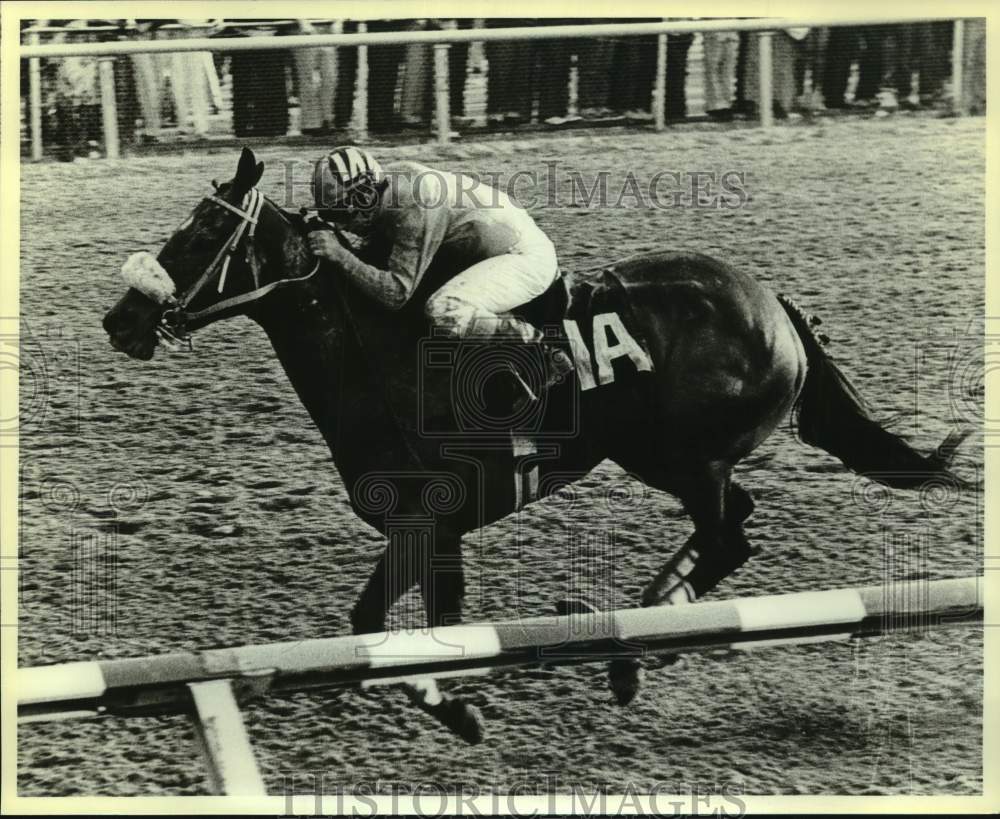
778, 295, 972, 490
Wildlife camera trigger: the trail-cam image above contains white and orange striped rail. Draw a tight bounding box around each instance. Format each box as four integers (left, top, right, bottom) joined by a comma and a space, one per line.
17, 576, 984, 795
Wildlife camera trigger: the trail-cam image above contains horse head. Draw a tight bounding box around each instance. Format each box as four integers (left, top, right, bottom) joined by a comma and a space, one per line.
103, 147, 315, 359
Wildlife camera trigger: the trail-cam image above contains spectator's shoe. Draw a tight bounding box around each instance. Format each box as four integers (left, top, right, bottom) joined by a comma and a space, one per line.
706, 107, 734, 122
581, 109, 626, 126
543, 115, 581, 128
625, 109, 654, 122
876, 89, 899, 112
451, 115, 478, 131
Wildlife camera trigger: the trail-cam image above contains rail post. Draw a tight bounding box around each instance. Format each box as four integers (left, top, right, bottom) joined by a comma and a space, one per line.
433, 42, 451, 144
951, 18, 966, 115
29, 30, 43, 161
353, 21, 369, 141
653, 30, 668, 131
97, 56, 120, 159
758, 30, 774, 128
187, 679, 267, 796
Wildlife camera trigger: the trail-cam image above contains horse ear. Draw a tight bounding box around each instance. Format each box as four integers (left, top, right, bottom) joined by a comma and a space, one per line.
233, 147, 264, 193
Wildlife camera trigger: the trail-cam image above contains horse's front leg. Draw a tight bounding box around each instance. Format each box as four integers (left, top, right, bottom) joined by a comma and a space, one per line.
349, 535, 419, 635
409, 534, 485, 744
352, 533, 484, 744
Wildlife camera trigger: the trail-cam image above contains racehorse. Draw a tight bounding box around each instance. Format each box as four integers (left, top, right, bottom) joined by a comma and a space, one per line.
103, 148, 973, 743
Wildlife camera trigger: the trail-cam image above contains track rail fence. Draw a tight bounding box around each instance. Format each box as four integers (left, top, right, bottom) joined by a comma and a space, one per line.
19, 17, 972, 160
17, 576, 984, 795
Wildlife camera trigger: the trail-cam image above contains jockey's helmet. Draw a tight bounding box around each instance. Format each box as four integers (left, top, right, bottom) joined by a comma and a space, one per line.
312, 146, 384, 220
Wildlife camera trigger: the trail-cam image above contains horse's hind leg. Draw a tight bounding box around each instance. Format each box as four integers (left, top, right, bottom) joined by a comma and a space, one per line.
610, 463, 756, 705
642, 473, 755, 607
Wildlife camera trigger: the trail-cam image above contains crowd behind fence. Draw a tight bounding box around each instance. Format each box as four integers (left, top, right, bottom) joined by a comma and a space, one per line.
19, 17, 987, 161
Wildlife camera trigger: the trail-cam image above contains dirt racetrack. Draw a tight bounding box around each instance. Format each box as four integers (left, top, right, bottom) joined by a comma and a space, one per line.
18, 114, 984, 797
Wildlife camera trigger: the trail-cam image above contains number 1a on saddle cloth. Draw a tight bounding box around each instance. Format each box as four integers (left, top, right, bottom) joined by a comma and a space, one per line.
351, 265, 658, 445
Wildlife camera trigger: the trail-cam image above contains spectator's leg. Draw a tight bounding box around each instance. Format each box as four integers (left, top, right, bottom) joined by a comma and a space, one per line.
513, 32, 538, 121
741, 32, 760, 115
186, 53, 211, 136
53, 97, 75, 161
806, 28, 829, 108
890, 23, 915, 105
610, 36, 637, 114
702, 32, 723, 113
83, 103, 103, 154
368, 41, 404, 132
665, 33, 692, 120
334, 21, 358, 130
485, 19, 515, 119
112, 51, 138, 146
295, 45, 323, 131
822, 26, 854, 108
963, 18, 986, 114
317, 46, 338, 131
855, 25, 886, 102
734, 31, 749, 113
577, 36, 614, 115
400, 38, 431, 127
772, 33, 797, 116
449, 20, 472, 118
538, 38, 571, 121
792, 34, 808, 103
485, 44, 508, 119
169, 51, 192, 131
201, 51, 224, 112
918, 20, 952, 103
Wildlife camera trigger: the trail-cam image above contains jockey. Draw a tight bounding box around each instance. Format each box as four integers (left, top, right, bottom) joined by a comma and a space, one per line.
307, 146, 574, 410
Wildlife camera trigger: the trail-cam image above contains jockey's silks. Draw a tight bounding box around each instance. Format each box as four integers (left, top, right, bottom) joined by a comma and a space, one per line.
334, 161, 554, 310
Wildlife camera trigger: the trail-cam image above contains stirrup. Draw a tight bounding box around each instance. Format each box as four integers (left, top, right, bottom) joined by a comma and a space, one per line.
510, 366, 539, 414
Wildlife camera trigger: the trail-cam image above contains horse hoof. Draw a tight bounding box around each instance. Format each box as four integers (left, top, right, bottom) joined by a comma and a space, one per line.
442, 699, 486, 745
422, 696, 486, 745
609, 658, 644, 706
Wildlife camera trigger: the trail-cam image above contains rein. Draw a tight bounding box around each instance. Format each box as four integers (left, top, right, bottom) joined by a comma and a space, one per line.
159, 188, 320, 344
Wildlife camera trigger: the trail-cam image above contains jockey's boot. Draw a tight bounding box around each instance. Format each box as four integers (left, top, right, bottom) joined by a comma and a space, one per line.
511, 343, 575, 414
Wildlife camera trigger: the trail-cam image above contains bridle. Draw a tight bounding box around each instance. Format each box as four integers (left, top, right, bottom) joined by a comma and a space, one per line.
157, 188, 320, 347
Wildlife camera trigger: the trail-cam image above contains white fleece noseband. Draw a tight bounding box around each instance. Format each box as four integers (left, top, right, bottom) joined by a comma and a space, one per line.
121, 251, 176, 305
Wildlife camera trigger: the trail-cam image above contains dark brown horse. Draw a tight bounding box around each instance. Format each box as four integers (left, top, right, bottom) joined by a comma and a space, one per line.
103, 149, 971, 743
